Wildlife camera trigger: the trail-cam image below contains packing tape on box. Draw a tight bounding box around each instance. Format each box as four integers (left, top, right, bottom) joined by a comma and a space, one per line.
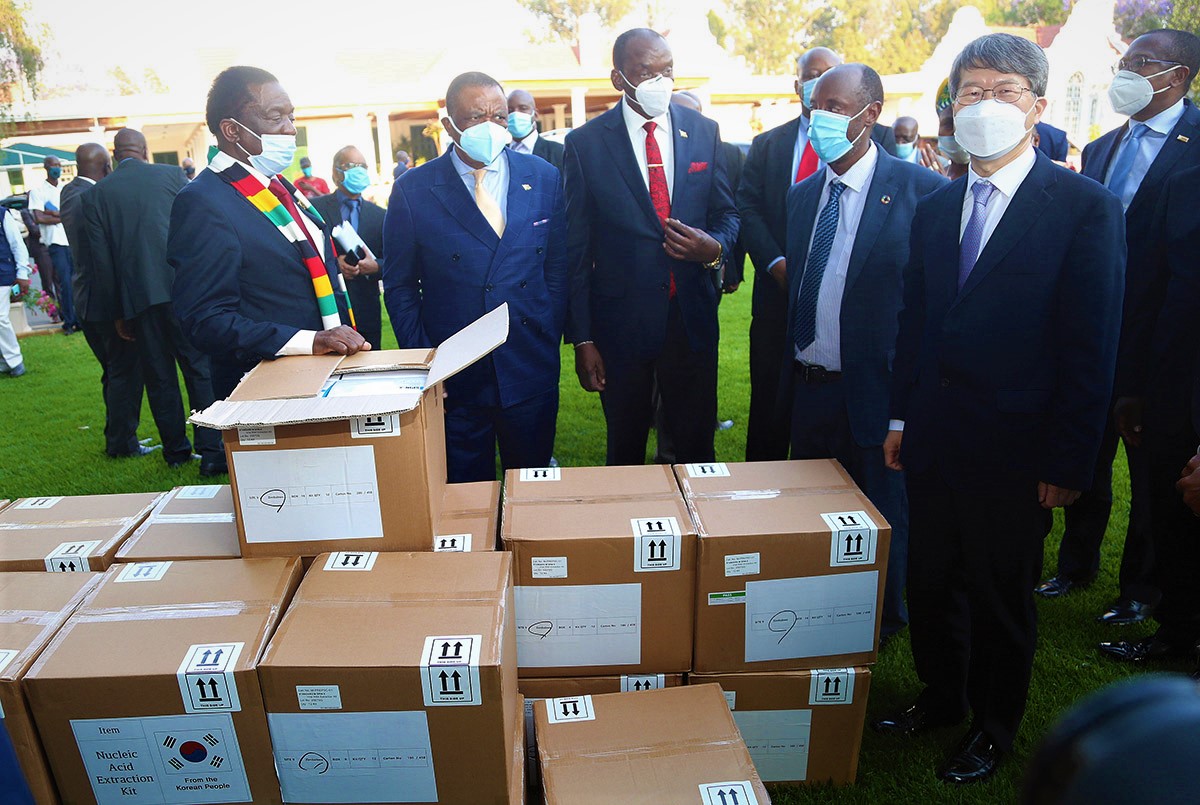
682, 486, 864, 502
68, 603, 268, 623
0, 609, 64, 626
0, 518, 138, 530
148, 513, 237, 524
501, 490, 686, 507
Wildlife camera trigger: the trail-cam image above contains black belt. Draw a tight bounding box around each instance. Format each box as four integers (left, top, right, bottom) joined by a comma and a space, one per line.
794, 362, 842, 384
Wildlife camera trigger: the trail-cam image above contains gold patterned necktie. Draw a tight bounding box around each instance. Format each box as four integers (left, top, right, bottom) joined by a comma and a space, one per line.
472, 168, 505, 237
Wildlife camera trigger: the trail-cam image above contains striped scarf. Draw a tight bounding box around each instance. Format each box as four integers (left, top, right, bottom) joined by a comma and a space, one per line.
213, 160, 349, 331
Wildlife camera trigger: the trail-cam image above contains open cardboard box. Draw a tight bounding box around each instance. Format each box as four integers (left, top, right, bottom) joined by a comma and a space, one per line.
190, 306, 509, 558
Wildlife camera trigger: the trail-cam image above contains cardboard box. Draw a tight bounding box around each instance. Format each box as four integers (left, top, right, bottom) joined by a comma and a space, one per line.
693, 668, 871, 785
674, 459, 857, 500
434, 481, 501, 553
190, 306, 509, 558
502, 495, 697, 676
503, 464, 682, 504
689, 489, 890, 674
535, 683, 769, 805
0, 572, 102, 805
257, 551, 520, 804
115, 485, 240, 563
0, 492, 164, 572
25, 558, 303, 805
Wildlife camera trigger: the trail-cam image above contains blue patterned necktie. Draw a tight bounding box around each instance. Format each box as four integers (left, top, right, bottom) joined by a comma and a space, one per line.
1105, 122, 1148, 209
958, 180, 996, 291
793, 180, 846, 352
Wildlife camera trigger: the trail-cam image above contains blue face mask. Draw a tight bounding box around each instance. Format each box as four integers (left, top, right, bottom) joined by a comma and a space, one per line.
507, 111, 535, 140
301, 166, 313, 177
447, 118, 512, 166
895, 141, 916, 159
47, 165, 63, 180
801, 78, 818, 109
341, 165, 371, 195
808, 105, 871, 164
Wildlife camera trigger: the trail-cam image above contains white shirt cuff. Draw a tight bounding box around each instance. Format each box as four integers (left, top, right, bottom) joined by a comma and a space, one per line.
888, 420, 905, 432
277, 330, 317, 356
768, 256, 785, 270
16, 265, 30, 281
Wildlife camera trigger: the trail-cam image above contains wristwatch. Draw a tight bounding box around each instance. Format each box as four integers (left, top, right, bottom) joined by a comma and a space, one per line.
703, 243, 724, 271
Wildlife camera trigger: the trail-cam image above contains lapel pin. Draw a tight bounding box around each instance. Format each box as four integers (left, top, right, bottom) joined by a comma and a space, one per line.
881, 195, 891, 205
1178, 135, 1190, 143
522, 183, 531, 190
680, 130, 689, 138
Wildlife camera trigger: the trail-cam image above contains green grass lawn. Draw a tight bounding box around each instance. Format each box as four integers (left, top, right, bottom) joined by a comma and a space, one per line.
0, 272, 1180, 803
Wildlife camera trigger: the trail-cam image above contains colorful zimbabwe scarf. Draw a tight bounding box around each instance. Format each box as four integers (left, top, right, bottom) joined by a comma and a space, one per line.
213, 160, 352, 331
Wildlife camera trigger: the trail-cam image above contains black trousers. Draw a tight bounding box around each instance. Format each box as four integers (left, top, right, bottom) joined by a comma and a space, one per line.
745, 301, 791, 461
1056, 421, 1157, 603
906, 470, 1052, 751
132, 303, 222, 464
1147, 430, 1200, 647
80, 320, 144, 457
600, 300, 717, 466
347, 276, 382, 352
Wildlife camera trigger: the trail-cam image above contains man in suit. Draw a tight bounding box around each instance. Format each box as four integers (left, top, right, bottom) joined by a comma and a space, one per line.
564, 28, 739, 466
874, 34, 1125, 783
507, 89, 564, 173
1038, 29, 1200, 629
86, 128, 222, 474
170, 65, 367, 405
1102, 162, 1200, 671
892, 116, 921, 163
1034, 121, 1069, 162
384, 72, 567, 482
60, 142, 150, 459
311, 145, 386, 351
784, 64, 946, 642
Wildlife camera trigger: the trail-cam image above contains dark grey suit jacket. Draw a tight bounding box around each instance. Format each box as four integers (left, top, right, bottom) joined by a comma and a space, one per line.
532, 135, 565, 173
60, 177, 119, 322
85, 159, 188, 319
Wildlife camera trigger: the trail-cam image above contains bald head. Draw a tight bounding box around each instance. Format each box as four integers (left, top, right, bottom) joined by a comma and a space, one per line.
893, 116, 919, 145
672, 90, 702, 113
113, 128, 148, 162
814, 63, 883, 110
797, 47, 842, 81
74, 142, 111, 181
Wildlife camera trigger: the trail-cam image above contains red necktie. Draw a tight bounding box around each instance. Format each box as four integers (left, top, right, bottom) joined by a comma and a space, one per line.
644, 121, 676, 298
267, 178, 320, 255
795, 141, 819, 183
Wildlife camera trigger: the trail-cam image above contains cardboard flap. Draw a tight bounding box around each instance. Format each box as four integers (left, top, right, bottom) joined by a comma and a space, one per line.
190, 391, 424, 429
426, 304, 510, 389
228, 354, 346, 401
338, 348, 435, 373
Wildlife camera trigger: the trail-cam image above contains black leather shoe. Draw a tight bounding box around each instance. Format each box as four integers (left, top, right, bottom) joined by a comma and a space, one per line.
1097, 598, 1153, 626
871, 703, 963, 736
168, 453, 202, 469
110, 444, 161, 458
1098, 635, 1192, 663
199, 460, 228, 478
938, 728, 1001, 784
1189, 667, 1200, 681
1034, 575, 1084, 598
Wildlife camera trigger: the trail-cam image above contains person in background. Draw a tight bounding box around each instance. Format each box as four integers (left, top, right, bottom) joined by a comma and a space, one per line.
893, 116, 921, 163
28, 155, 80, 334
384, 72, 567, 482
294, 156, 330, 198
874, 33, 1125, 783
507, 89, 565, 173
920, 78, 971, 180
393, 149, 412, 179
311, 145, 385, 352
1034, 120, 1069, 162
0, 206, 34, 377
182, 157, 197, 181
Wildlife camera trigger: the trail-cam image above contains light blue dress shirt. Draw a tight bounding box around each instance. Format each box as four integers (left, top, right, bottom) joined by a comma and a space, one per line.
1105, 98, 1186, 211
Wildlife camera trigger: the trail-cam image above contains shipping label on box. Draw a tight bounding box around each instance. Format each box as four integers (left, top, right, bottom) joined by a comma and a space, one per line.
514, 584, 641, 668
744, 572, 878, 663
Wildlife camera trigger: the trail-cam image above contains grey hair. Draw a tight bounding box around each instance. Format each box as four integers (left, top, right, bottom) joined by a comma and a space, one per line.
950, 33, 1049, 97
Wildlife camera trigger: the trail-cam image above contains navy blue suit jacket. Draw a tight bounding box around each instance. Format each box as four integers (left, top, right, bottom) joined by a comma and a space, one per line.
1035, 122, 1069, 162
738, 116, 800, 320
783, 150, 946, 447
563, 102, 739, 356
891, 151, 1126, 492
382, 149, 568, 408
168, 168, 346, 366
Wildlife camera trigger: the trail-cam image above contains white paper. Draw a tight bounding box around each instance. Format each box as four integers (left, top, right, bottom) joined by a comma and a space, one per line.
620, 674, 665, 692
725, 553, 761, 577
349, 414, 401, 439
432, 533, 471, 552
699, 781, 760, 805
631, 517, 681, 572
709, 590, 747, 606
177, 642, 244, 713
115, 561, 173, 582
733, 709, 812, 782
686, 462, 730, 478
15, 496, 63, 509
420, 634, 483, 706
515, 583, 641, 668
321, 371, 427, 397
236, 425, 275, 446
745, 571, 878, 662
823, 510, 879, 566
545, 695, 595, 724
44, 540, 101, 573
809, 668, 856, 705
71, 712, 252, 804
233, 446, 382, 544
519, 467, 559, 482
323, 552, 378, 571
531, 556, 568, 579
175, 486, 223, 500
268, 711, 436, 804
297, 686, 343, 710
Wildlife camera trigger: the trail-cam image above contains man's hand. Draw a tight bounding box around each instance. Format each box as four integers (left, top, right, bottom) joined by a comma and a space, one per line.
722, 282, 740, 294
33, 209, 62, 225
337, 254, 360, 279
1177, 452, 1200, 516
883, 431, 904, 471
1114, 396, 1145, 447
15, 278, 30, 294
1038, 482, 1081, 509
663, 218, 720, 264
574, 342, 606, 392
769, 259, 788, 291
355, 256, 380, 276
919, 142, 946, 174
115, 319, 135, 342
313, 326, 370, 356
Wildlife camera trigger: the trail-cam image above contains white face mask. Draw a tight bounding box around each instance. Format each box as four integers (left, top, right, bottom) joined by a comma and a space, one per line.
953, 99, 1034, 161
230, 118, 297, 176
1108, 66, 1177, 117
620, 71, 674, 118
938, 135, 972, 165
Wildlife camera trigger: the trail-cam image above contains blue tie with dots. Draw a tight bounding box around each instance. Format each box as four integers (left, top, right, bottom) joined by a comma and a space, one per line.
958, 180, 996, 291
793, 180, 846, 352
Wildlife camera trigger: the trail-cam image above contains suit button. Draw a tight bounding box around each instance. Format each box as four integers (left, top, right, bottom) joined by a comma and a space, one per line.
940, 378, 951, 389
451, 253, 460, 262
536, 246, 544, 254
661, 282, 669, 290
520, 280, 528, 288
521, 316, 529, 325
485, 283, 494, 292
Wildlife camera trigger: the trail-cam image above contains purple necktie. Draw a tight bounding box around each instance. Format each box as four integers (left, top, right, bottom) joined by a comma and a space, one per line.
958, 180, 996, 291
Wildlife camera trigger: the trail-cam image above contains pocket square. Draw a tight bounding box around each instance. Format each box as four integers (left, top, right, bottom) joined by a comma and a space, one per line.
688, 161, 709, 174
532, 218, 550, 227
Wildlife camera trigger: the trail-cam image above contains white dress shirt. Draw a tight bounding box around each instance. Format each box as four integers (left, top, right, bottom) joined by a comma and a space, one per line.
510, 128, 539, 155
771, 116, 824, 270
450, 146, 510, 222
621, 98, 674, 200
1104, 97, 1186, 211
795, 143, 879, 371
27, 179, 69, 247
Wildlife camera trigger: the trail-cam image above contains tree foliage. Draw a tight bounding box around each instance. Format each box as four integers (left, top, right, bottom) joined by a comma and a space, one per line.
0, 0, 41, 106
519, 0, 635, 47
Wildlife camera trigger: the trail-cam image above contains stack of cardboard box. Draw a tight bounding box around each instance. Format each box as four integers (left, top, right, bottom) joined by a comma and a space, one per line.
0, 492, 163, 573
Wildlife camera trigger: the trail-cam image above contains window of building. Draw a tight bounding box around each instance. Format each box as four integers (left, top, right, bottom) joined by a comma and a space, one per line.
1065, 73, 1084, 138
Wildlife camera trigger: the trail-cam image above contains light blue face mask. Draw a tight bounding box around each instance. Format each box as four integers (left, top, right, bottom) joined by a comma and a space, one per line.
801, 78, 818, 109
507, 111, 535, 140
895, 141, 916, 159
808, 105, 871, 164
341, 165, 370, 195
447, 118, 512, 166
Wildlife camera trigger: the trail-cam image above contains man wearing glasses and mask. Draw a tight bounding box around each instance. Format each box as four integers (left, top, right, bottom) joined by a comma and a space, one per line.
311, 146, 386, 352
874, 34, 1125, 784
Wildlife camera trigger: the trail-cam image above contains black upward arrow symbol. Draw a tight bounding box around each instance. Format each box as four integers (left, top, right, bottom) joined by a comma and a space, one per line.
58, 561, 68, 572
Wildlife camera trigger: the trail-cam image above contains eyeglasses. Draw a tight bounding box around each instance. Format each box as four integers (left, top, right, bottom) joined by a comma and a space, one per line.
337, 162, 368, 171
954, 85, 1033, 106
1113, 56, 1181, 75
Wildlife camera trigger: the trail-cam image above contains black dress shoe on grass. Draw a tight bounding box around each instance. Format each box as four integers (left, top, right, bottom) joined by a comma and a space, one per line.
938, 728, 1000, 784
1035, 575, 1084, 598
199, 460, 228, 478
1097, 598, 1153, 626
1099, 636, 1193, 663
871, 703, 964, 736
